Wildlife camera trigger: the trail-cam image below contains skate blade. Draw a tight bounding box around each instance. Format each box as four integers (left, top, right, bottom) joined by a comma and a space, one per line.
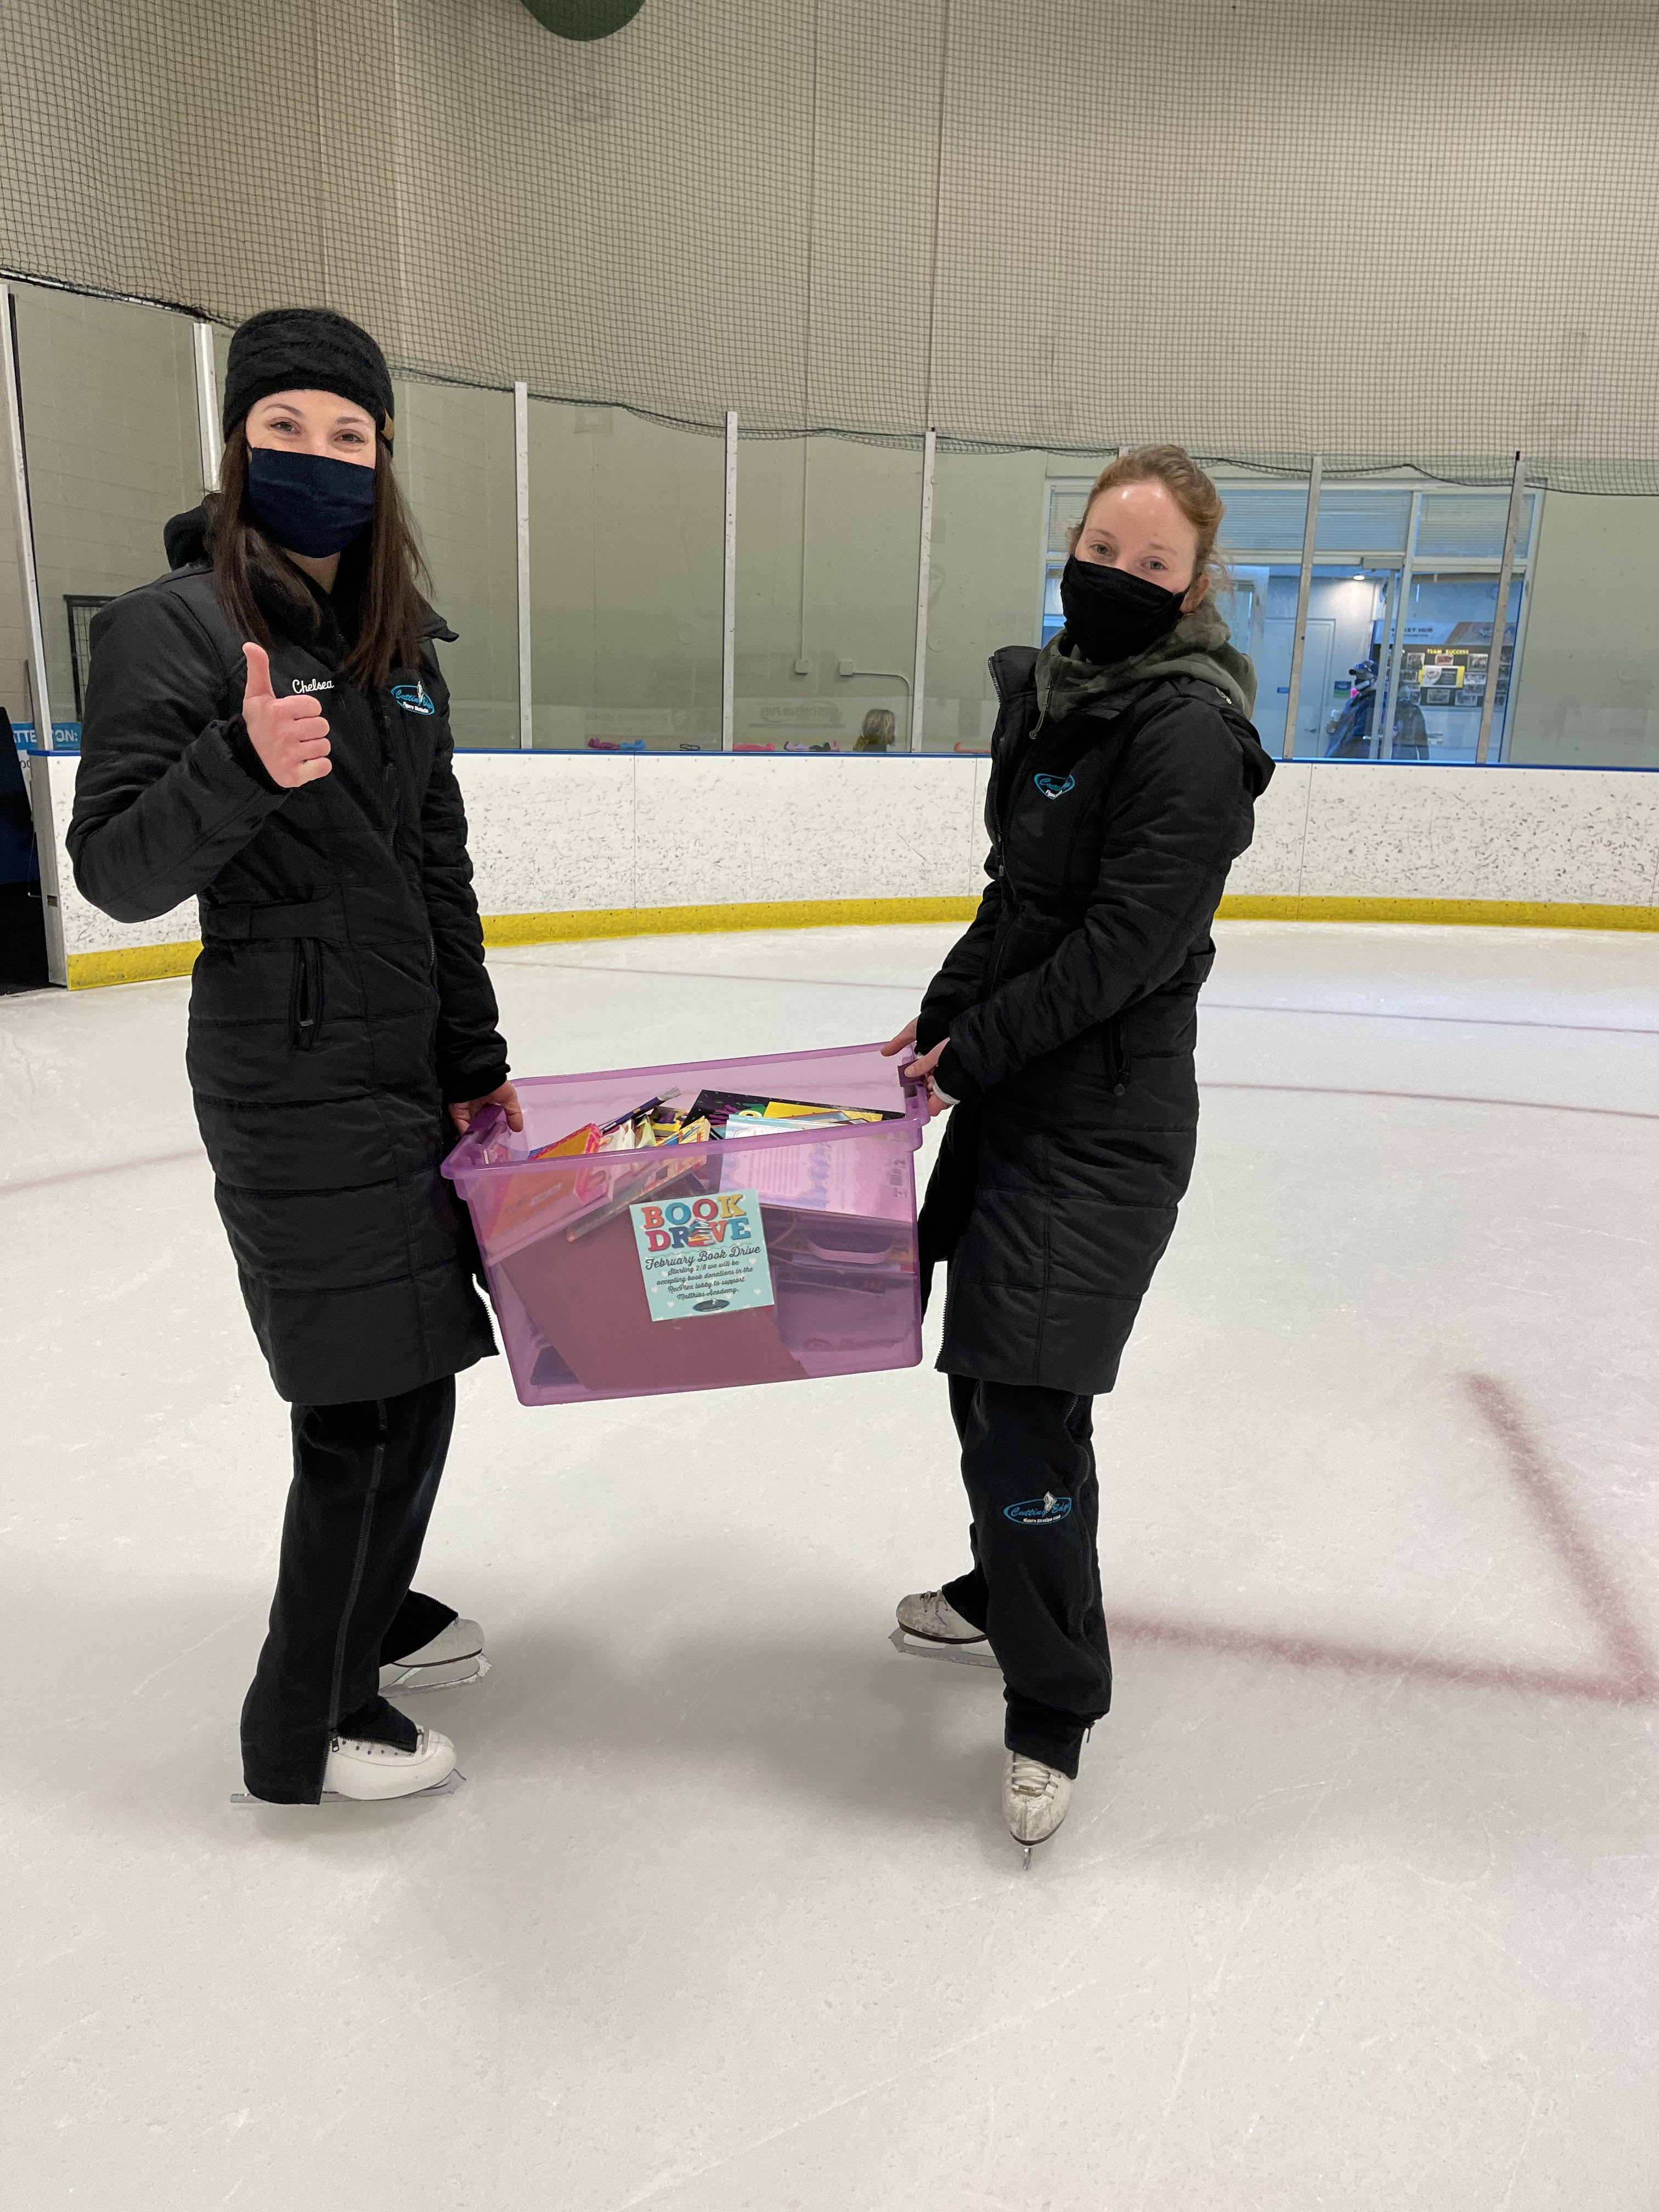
1011, 1830, 1061, 1869
889, 1626, 1001, 1672
230, 1770, 467, 1806
379, 1654, 491, 1695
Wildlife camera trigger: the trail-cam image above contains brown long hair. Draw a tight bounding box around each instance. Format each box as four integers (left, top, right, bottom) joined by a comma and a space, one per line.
207, 426, 431, 689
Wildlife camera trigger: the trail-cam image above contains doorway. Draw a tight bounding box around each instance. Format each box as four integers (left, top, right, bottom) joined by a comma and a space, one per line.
1261, 616, 1334, 757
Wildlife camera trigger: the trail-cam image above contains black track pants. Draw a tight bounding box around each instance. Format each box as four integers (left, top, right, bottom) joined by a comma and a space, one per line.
941, 1374, 1112, 1778
240, 1377, 458, 1802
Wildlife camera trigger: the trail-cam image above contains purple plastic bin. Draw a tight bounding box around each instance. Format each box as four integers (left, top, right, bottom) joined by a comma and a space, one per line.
442, 1041, 929, 1407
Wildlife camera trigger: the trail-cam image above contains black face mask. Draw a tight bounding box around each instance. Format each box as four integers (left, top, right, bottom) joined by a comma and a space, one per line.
246, 447, 378, 558
1059, 555, 1188, 667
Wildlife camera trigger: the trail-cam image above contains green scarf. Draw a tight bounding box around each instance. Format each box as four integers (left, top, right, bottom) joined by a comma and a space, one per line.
1036, 589, 1257, 725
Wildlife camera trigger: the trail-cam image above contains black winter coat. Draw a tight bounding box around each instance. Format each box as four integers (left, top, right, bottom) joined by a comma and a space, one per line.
68, 511, 506, 1406
918, 647, 1273, 1396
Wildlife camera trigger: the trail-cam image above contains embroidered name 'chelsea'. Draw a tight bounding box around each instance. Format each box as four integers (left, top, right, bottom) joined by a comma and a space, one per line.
1034, 772, 1075, 800
291, 676, 333, 694
391, 681, 436, 716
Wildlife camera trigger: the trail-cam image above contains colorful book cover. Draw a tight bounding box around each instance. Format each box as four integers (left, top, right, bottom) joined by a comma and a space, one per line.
527, 1123, 602, 1163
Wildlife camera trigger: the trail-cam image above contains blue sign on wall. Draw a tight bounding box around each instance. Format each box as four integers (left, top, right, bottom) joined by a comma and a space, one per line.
11, 722, 81, 754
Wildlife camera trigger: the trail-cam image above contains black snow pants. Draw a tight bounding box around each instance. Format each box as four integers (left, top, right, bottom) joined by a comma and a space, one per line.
941, 1375, 1113, 1778
240, 1376, 459, 1802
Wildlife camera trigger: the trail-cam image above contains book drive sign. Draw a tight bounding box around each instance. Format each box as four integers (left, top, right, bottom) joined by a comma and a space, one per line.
630, 1191, 776, 1322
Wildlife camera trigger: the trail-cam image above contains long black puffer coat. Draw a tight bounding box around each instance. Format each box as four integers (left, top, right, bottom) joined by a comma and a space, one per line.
69, 510, 506, 1406
917, 645, 1274, 1396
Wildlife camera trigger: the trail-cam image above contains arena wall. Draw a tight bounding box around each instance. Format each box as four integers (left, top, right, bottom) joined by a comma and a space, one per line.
44, 753, 1659, 988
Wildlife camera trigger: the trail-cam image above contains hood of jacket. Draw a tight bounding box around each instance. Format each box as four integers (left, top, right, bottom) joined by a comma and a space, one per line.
1037, 585, 1257, 724
163, 504, 211, 571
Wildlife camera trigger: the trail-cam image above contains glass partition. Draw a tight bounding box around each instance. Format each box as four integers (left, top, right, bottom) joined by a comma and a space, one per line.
1505, 492, 1659, 768
922, 447, 1048, 752
11, 280, 1659, 775
735, 433, 922, 753
10, 284, 202, 730
1212, 477, 1321, 759
393, 381, 519, 750
527, 401, 722, 752
1236, 481, 1541, 763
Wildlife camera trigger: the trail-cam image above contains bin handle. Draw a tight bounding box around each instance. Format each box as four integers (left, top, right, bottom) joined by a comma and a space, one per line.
897, 1063, 931, 1118
463, 1099, 510, 1161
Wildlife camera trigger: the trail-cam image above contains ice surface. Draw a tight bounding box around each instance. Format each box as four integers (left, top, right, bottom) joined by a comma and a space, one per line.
3, 920, 1658, 2210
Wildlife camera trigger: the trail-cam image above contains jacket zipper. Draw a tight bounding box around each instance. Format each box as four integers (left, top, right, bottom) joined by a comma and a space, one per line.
291, 939, 324, 1051
1104, 1017, 1128, 1096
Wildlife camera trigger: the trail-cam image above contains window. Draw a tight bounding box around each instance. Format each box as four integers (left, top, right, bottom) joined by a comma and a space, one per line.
1041, 476, 1540, 761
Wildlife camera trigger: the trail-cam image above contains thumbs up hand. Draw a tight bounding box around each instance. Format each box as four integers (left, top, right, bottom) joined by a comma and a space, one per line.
240, 642, 332, 789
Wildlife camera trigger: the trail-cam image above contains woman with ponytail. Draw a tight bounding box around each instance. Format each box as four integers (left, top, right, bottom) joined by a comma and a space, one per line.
884, 447, 1274, 1857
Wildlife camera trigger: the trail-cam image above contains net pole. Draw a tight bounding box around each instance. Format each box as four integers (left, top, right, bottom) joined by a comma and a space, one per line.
1280, 455, 1323, 761
514, 382, 533, 751
1373, 568, 1395, 759
1475, 452, 1525, 766
1, 289, 66, 983
1381, 488, 1422, 763
191, 322, 222, 493
910, 428, 935, 753
2, 292, 55, 756
721, 410, 737, 751
1496, 523, 1541, 765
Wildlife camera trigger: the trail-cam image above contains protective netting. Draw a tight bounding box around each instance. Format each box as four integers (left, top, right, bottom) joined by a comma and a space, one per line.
3, 0, 1658, 488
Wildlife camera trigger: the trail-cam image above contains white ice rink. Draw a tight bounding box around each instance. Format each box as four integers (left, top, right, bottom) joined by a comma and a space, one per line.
4, 919, 1658, 2211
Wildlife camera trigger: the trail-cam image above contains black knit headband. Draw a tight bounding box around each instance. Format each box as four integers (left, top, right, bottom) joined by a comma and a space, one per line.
222, 307, 396, 444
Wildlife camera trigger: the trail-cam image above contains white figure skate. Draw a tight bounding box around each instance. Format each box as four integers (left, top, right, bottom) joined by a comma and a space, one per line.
1003, 1751, 1071, 1866
232, 1725, 462, 1805
323, 1725, 459, 1801
379, 1616, 489, 1694
890, 1590, 1000, 1670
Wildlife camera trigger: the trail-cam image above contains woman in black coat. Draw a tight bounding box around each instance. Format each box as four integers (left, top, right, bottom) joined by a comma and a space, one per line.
884, 447, 1274, 1855
70, 309, 519, 1804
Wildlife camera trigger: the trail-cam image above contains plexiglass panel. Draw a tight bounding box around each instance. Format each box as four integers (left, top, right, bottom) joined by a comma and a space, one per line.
11, 285, 203, 727
1505, 492, 1659, 767
13, 281, 1659, 777
923, 449, 1048, 752
1214, 476, 1319, 759
394, 381, 518, 750
735, 435, 921, 753
527, 402, 722, 752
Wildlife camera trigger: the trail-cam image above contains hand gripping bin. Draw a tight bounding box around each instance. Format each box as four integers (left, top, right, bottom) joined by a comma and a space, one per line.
442, 1042, 929, 1406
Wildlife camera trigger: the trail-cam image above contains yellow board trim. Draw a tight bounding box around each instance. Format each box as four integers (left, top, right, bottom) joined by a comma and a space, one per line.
67, 940, 204, 988
63, 890, 1659, 986
481, 895, 980, 945
1217, 894, 1659, 932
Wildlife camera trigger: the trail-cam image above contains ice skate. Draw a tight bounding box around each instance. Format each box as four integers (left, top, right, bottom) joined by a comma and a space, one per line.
321, 1725, 459, 1801
379, 1616, 489, 1694
891, 1590, 1000, 1669
1003, 1751, 1071, 1865
895, 1590, 986, 1645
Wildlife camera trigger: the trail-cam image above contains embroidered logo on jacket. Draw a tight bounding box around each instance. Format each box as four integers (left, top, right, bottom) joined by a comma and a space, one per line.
1034, 772, 1075, 799
391, 681, 436, 716
1004, 1492, 1073, 1525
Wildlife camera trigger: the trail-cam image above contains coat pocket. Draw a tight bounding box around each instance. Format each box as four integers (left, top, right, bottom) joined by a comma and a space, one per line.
289, 939, 325, 1052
